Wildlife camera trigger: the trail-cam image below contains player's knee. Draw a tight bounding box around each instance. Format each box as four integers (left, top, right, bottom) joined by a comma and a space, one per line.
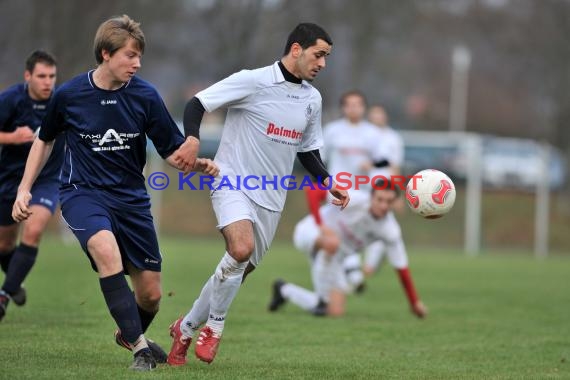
0, 227, 18, 252
87, 238, 121, 271
138, 288, 162, 308
227, 241, 254, 263
327, 289, 346, 317
21, 225, 44, 246
0, 241, 16, 253
89, 246, 116, 263
327, 303, 345, 317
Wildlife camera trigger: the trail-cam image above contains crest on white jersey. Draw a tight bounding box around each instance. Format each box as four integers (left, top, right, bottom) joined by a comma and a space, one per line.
305, 104, 313, 121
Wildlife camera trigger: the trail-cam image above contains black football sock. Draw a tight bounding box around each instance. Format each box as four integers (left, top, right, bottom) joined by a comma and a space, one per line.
100, 272, 143, 344
2, 244, 37, 295
137, 303, 157, 334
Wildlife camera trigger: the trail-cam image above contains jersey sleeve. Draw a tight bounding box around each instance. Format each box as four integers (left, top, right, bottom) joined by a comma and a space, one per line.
370, 127, 388, 162
377, 213, 408, 268
319, 203, 341, 225
38, 89, 66, 142
320, 122, 335, 164
390, 132, 405, 167
298, 96, 324, 153
0, 87, 18, 132
145, 90, 185, 159
196, 69, 256, 113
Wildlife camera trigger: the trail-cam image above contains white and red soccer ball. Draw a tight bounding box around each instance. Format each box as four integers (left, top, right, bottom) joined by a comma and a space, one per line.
405, 169, 456, 219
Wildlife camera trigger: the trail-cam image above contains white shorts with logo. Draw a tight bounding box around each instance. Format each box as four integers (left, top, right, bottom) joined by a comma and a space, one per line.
293, 214, 351, 299
211, 188, 281, 267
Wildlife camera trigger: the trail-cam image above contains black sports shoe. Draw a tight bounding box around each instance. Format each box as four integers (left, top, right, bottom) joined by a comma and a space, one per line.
114, 330, 168, 363
130, 349, 156, 371
354, 281, 366, 295
268, 279, 286, 312
0, 291, 9, 322
312, 299, 328, 317
11, 287, 26, 306
146, 339, 168, 363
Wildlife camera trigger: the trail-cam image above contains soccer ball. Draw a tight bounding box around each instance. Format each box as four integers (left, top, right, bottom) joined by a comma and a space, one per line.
405, 169, 456, 219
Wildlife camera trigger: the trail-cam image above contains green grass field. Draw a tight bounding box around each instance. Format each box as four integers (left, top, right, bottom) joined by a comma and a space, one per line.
1, 236, 569, 379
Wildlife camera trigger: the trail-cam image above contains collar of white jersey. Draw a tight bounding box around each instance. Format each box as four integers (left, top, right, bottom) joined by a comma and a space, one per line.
271, 61, 307, 88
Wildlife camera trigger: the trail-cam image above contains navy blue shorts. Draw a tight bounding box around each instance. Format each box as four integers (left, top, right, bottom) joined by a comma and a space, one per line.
60, 186, 161, 273
0, 180, 59, 226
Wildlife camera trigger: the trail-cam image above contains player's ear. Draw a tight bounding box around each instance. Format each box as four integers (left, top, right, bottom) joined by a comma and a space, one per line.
24, 70, 32, 82
290, 42, 302, 59
101, 49, 112, 62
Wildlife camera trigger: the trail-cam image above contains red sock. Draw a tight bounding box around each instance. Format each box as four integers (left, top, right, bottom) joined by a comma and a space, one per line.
397, 267, 419, 306
305, 184, 327, 225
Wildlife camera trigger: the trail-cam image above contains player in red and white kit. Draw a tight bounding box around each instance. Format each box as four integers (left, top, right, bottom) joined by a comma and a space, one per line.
321, 91, 388, 290
269, 178, 427, 318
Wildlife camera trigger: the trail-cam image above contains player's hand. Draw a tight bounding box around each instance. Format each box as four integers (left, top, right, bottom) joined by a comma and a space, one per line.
326, 178, 350, 210
411, 300, 428, 319
12, 190, 33, 222
192, 158, 219, 177
317, 225, 340, 256
11, 126, 35, 144
172, 136, 200, 174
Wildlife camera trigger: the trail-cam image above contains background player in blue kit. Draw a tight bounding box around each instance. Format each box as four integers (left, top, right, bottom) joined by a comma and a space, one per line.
0, 50, 62, 322
12, 15, 218, 371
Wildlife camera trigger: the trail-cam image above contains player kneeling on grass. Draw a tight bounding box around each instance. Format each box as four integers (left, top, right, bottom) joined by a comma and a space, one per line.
269, 178, 427, 318
11, 15, 218, 371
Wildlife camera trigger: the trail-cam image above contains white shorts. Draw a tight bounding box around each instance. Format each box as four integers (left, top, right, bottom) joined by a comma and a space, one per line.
211, 188, 281, 267
312, 250, 351, 299
292, 214, 320, 258
293, 215, 352, 297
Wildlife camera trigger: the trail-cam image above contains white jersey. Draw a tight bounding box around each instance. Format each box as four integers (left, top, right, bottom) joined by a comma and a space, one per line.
197, 62, 324, 211
322, 118, 383, 177
370, 126, 404, 178
320, 192, 404, 257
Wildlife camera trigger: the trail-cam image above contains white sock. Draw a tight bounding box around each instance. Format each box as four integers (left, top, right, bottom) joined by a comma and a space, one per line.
343, 254, 364, 287
181, 276, 214, 338
312, 250, 332, 301
131, 334, 149, 355
281, 283, 319, 311
206, 252, 248, 336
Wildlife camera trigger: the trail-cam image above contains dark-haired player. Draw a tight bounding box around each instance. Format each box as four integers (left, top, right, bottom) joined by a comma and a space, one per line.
0, 50, 62, 322
167, 22, 349, 366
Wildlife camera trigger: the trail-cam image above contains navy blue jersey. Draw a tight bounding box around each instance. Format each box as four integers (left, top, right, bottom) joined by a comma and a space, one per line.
39, 71, 184, 203
0, 83, 64, 193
